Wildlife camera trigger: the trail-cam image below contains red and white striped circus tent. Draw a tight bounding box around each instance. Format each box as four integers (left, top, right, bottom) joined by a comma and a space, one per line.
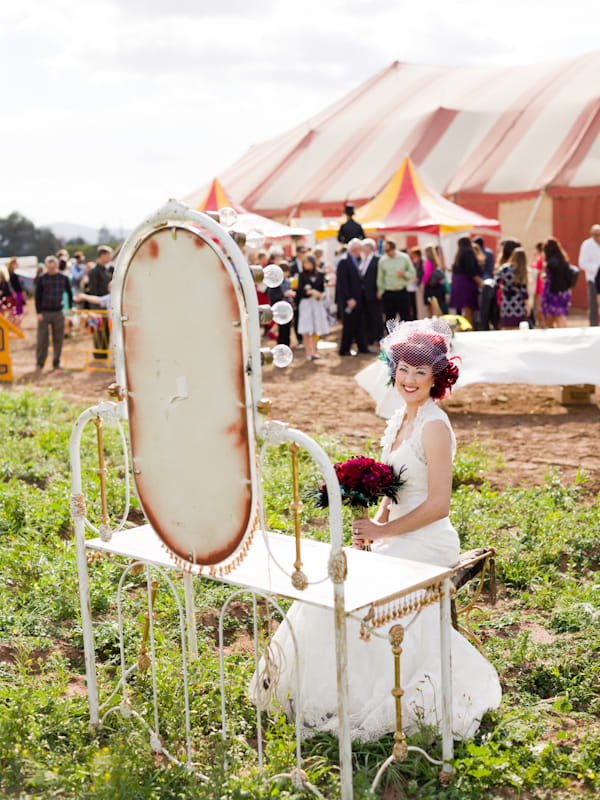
192, 177, 311, 240
316, 157, 500, 239
185, 52, 600, 306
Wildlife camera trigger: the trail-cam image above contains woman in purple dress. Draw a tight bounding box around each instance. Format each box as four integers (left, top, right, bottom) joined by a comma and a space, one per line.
449, 237, 482, 327
541, 238, 571, 328
7, 258, 26, 325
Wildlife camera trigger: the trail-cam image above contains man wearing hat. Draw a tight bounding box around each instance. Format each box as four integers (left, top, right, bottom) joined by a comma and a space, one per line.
337, 203, 365, 244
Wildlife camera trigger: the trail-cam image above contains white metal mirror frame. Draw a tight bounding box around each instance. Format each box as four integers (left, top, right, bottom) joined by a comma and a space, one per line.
70, 201, 354, 799
69, 201, 456, 800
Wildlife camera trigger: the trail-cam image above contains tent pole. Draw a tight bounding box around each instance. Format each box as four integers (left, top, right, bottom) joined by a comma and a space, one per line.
525, 187, 546, 231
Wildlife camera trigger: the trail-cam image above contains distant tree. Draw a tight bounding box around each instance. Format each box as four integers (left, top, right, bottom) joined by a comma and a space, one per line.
0, 211, 60, 260
63, 241, 123, 263
0, 212, 36, 256
35, 227, 62, 260
65, 244, 96, 261
66, 236, 87, 246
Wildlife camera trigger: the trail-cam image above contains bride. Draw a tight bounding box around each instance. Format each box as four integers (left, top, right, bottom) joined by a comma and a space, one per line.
251, 318, 502, 742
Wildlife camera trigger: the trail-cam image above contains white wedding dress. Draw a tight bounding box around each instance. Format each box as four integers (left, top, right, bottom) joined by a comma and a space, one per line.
251, 398, 502, 741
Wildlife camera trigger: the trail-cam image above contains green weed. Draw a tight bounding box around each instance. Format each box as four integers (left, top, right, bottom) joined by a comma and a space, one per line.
0, 389, 599, 798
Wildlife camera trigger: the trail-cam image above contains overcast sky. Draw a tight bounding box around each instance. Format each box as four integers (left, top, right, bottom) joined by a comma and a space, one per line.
2, 0, 598, 232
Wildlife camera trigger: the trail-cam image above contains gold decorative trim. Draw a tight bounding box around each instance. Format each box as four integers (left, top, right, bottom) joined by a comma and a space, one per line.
439, 768, 454, 785
107, 383, 126, 401
256, 398, 272, 417
291, 570, 308, 591
99, 522, 112, 543
390, 624, 408, 762
288, 442, 307, 591
359, 607, 375, 641
158, 520, 257, 578
93, 416, 109, 531
70, 492, 86, 520
452, 550, 496, 654
137, 580, 159, 671
260, 348, 273, 365
328, 550, 347, 584
86, 551, 106, 564
359, 582, 452, 640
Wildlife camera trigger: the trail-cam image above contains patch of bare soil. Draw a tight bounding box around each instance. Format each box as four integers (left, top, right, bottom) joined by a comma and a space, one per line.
198, 602, 279, 653
5, 310, 600, 493
0, 641, 84, 672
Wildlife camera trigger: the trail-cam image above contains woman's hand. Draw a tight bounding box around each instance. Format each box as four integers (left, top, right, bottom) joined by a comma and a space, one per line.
351, 517, 385, 549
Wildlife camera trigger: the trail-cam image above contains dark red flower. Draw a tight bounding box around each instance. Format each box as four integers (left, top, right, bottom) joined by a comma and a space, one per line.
309, 455, 405, 509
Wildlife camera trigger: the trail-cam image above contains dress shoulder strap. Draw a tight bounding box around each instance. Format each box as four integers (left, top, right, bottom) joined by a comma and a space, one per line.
414, 399, 456, 457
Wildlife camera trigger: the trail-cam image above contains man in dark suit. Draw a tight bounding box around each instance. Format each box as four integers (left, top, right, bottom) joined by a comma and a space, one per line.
335, 238, 369, 356
360, 238, 383, 346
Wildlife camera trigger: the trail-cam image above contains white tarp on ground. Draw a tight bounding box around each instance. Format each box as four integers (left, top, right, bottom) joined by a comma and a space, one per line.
356, 327, 600, 419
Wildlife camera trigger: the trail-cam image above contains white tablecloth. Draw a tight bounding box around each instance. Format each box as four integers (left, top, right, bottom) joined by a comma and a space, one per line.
356, 326, 600, 418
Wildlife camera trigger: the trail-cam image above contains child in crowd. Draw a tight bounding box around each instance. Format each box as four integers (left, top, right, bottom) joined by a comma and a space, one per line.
297, 255, 329, 361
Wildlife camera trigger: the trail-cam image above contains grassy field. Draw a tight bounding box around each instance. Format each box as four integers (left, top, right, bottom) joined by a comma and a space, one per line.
0, 389, 599, 799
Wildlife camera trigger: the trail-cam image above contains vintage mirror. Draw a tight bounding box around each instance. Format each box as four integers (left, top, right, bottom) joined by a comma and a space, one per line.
114, 222, 257, 567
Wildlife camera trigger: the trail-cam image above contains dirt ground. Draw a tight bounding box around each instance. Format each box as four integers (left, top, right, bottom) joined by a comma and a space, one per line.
5, 310, 600, 494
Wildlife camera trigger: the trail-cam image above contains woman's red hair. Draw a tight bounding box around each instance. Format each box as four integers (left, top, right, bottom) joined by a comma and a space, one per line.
430, 359, 460, 399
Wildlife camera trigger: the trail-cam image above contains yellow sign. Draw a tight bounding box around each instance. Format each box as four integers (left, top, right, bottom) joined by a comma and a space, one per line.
0, 314, 24, 382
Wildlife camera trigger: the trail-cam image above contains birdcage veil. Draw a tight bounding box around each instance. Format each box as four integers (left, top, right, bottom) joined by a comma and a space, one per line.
380, 318, 454, 382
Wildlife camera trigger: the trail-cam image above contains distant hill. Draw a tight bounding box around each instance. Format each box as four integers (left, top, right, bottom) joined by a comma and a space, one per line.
45, 222, 99, 243
45, 222, 129, 243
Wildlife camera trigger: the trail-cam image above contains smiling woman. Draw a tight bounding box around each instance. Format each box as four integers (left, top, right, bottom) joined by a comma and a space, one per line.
394, 362, 434, 406
352, 318, 460, 552
254, 317, 502, 742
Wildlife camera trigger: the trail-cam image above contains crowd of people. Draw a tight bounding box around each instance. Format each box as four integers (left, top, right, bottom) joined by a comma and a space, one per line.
253, 223, 600, 363
2, 221, 600, 374
0, 246, 115, 372
451, 234, 582, 331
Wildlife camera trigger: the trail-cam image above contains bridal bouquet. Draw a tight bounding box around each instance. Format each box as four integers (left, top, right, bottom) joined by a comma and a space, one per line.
310, 456, 405, 513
